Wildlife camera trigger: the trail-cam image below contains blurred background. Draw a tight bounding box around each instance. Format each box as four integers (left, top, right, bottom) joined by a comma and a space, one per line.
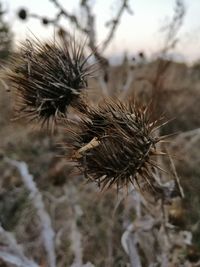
0, 1, 200, 267
4, 0, 200, 62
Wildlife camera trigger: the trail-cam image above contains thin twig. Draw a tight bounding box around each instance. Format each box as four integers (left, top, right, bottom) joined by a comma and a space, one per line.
101, 0, 133, 52
49, 0, 87, 33
167, 150, 184, 198
73, 137, 100, 159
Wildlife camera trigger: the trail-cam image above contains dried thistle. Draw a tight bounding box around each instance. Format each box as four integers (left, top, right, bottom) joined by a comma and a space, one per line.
7, 37, 92, 126
70, 100, 168, 191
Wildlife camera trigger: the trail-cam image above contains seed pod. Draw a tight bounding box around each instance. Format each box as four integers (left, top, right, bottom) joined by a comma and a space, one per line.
18, 8, 27, 20
7, 37, 92, 127
42, 17, 49, 25
70, 100, 168, 191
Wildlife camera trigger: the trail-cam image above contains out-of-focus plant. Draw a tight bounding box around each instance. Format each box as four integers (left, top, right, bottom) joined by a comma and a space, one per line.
0, 1, 12, 61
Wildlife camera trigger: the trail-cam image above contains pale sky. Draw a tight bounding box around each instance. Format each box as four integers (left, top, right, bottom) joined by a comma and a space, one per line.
4, 0, 200, 63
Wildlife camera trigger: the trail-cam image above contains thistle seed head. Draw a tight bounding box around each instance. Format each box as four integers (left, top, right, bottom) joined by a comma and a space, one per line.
7, 37, 92, 126
70, 100, 168, 191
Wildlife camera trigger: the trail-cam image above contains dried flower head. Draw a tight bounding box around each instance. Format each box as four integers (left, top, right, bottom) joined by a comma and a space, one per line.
18, 8, 27, 20
70, 100, 168, 191
7, 37, 92, 126
42, 18, 49, 25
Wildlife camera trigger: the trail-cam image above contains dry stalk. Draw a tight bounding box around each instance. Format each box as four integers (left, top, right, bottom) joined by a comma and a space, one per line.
73, 137, 100, 159
0, 224, 39, 267
4, 157, 56, 267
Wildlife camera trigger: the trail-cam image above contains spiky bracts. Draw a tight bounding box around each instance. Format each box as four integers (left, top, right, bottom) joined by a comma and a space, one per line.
7, 38, 91, 126
70, 100, 167, 191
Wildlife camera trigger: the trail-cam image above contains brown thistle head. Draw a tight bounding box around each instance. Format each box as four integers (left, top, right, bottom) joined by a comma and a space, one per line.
7, 37, 92, 126
70, 100, 168, 191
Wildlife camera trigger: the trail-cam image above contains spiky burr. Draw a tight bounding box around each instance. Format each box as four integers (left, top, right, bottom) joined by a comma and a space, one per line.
70, 100, 168, 191
7, 37, 92, 126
